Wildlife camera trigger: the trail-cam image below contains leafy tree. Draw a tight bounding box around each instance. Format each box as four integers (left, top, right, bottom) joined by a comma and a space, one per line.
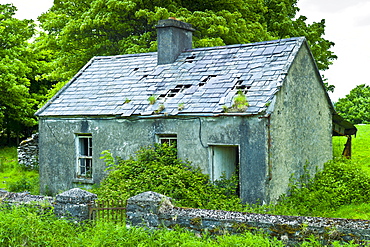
335, 84, 370, 124
0, 4, 37, 144
37, 0, 336, 92
0, 4, 55, 144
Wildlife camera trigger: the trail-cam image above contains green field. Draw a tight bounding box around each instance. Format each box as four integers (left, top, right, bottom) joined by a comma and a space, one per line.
0, 146, 39, 194
333, 124, 370, 167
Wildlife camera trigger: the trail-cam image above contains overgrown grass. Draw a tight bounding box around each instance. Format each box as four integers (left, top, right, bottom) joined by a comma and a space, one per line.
333, 124, 370, 172
0, 146, 39, 194
0, 206, 290, 247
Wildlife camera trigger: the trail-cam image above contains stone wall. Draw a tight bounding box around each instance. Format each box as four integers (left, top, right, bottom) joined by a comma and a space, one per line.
54, 188, 97, 222
126, 191, 370, 245
17, 133, 39, 169
0, 189, 52, 206
268, 43, 333, 203
0, 188, 96, 222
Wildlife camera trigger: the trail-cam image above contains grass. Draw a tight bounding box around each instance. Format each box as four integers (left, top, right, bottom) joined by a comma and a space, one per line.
333, 124, 370, 169
0, 146, 39, 194
311, 124, 370, 220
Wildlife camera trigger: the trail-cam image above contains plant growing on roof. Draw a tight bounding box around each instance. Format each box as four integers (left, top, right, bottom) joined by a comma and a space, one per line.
233, 90, 249, 111
178, 103, 185, 111
147, 95, 157, 105
223, 90, 249, 113
154, 104, 165, 114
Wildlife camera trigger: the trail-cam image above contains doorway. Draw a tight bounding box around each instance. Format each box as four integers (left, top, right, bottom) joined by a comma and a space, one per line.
210, 145, 239, 181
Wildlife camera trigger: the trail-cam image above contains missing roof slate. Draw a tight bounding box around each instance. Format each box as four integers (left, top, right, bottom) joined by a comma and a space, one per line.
139, 75, 149, 81
232, 79, 251, 94
159, 84, 192, 99
199, 75, 217, 87
185, 55, 196, 63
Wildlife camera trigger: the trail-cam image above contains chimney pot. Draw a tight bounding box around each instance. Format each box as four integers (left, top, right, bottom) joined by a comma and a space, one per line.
156, 19, 195, 65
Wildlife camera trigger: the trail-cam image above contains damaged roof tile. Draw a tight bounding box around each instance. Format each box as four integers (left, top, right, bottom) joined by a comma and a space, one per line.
36, 37, 305, 117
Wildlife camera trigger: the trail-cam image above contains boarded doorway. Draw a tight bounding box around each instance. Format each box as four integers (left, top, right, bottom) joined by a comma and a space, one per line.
210, 145, 239, 181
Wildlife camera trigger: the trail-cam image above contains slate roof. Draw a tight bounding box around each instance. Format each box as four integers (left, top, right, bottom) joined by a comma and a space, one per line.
36, 37, 306, 117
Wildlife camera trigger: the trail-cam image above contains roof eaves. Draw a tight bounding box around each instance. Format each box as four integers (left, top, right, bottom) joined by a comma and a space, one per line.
35, 57, 96, 117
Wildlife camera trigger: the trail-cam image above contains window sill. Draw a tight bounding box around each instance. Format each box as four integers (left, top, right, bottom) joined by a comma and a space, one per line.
72, 178, 94, 184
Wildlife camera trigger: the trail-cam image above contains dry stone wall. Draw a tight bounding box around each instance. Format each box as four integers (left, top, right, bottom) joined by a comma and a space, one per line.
126, 191, 370, 245
0, 188, 96, 222
0, 190, 52, 206
17, 133, 39, 169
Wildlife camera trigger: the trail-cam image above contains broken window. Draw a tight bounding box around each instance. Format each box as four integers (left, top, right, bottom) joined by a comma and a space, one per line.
76, 134, 93, 179
158, 134, 177, 148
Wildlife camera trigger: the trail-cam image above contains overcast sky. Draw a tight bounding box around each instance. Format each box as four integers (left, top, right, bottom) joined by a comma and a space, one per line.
3, 0, 370, 102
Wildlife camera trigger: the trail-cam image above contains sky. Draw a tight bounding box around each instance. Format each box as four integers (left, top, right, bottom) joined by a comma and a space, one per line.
2, 0, 370, 102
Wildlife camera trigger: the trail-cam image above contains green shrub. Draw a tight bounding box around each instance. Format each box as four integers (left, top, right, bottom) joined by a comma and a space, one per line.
7, 175, 40, 194
275, 158, 370, 216
95, 143, 244, 211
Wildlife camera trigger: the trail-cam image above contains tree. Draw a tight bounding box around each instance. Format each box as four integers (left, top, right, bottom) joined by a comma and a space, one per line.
0, 4, 52, 144
37, 0, 336, 95
335, 84, 370, 124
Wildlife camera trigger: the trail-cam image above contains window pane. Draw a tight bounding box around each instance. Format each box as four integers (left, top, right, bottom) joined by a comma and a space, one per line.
77, 135, 92, 178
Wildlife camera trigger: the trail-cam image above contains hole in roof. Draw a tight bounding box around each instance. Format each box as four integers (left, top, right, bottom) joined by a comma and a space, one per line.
158, 85, 192, 99
185, 55, 196, 63
133, 68, 139, 71
139, 75, 148, 81
201, 75, 217, 83
232, 80, 250, 94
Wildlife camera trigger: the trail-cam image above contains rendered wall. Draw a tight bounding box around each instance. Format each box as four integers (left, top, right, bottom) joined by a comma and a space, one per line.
38, 115, 268, 203
268, 43, 333, 202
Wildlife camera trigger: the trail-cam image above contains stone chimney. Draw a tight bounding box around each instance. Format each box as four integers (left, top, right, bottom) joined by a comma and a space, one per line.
156, 18, 195, 65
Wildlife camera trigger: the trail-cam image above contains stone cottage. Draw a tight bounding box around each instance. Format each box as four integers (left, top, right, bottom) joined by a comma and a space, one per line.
35, 19, 354, 203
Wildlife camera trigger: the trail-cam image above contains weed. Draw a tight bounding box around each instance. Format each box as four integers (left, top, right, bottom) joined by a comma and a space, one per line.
148, 95, 157, 105
178, 103, 185, 111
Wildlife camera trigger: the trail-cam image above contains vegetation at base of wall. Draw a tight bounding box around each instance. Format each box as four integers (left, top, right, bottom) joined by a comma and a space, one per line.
272, 158, 370, 217
0, 146, 39, 194
272, 124, 370, 218
0, 206, 362, 247
95, 125, 370, 219
95, 143, 244, 211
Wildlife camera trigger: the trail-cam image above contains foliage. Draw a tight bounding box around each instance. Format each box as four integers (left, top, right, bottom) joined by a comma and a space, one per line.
0, 146, 39, 194
0, 206, 290, 246
95, 143, 243, 211
274, 158, 370, 217
0, 4, 55, 143
37, 0, 336, 89
335, 84, 370, 124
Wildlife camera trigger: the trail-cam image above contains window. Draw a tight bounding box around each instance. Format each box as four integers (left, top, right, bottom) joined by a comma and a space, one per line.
76, 134, 92, 179
158, 134, 177, 147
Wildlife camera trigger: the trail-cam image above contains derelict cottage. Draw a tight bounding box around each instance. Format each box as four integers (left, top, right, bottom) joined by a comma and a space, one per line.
35, 19, 355, 204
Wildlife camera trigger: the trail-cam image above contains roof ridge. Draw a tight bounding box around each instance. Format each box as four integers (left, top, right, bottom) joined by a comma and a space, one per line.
184, 37, 305, 52
93, 52, 157, 60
